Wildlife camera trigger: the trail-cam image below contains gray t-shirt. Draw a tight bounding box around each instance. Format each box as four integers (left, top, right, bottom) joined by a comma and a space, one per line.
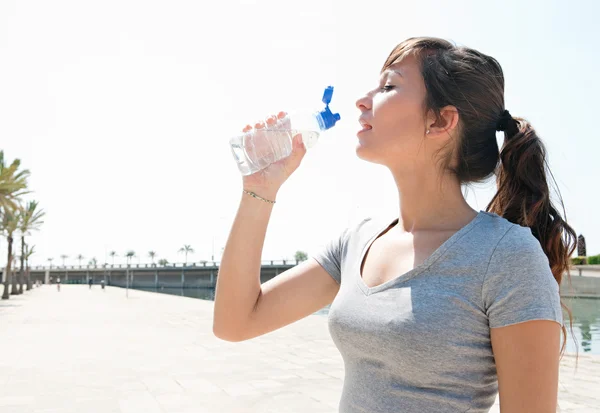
313, 211, 563, 413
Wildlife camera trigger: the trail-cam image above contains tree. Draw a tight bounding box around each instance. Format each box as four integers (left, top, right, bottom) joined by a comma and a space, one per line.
148, 251, 156, 266
60, 254, 69, 267
158, 258, 169, 267
0, 151, 29, 299
294, 251, 308, 262
89, 257, 97, 267
109, 251, 117, 266
17, 200, 45, 292
76, 254, 84, 267
124, 251, 136, 294
47, 258, 53, 268
25, 245, 35, 286
125, 250, 136, 265
0, 151, 29, 213
1, 209, 19, 299
178, 245, 194, 265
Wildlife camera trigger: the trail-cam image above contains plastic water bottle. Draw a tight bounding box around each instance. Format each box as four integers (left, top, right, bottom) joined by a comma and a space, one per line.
229, 86, 341, 176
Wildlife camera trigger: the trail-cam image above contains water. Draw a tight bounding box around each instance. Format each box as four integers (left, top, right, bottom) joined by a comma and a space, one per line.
562, 297, 600, 355
229, 128, 318, 176
134, 287, 600, 355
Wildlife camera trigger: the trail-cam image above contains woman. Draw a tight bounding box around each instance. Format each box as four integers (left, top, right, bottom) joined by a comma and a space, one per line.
213, 37, 576, 412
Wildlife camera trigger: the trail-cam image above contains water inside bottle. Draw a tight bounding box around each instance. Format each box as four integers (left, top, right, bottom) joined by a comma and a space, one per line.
229, 129, 319, 176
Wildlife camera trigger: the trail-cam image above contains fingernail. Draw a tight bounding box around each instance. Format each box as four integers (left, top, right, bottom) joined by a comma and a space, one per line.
255, 122, 265, 129
277, 111, 287, 119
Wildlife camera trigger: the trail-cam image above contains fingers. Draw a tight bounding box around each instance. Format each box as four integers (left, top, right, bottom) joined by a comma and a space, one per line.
242, 113, 287, 132
266, 115, 278, 128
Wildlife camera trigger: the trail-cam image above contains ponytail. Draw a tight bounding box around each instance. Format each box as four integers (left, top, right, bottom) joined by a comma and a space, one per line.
487, 115, 577, 357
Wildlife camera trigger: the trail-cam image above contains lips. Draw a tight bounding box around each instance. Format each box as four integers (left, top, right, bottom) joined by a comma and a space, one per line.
358, 119, 372, 132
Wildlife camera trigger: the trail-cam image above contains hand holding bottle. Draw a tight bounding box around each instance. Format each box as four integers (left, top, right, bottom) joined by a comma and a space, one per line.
241, 113, 307, 201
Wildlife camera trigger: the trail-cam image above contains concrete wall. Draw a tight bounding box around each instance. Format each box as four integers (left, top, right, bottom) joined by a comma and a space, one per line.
561, 272, 600, 298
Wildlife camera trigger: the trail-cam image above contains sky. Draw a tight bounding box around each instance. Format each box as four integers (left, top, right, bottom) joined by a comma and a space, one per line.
0, 0, 598, 267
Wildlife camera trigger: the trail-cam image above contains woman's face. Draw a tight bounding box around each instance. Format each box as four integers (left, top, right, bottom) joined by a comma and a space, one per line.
355, 55, 440, 173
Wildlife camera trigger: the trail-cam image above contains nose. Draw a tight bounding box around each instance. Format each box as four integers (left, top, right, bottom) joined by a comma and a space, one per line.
356, 94, 372, 112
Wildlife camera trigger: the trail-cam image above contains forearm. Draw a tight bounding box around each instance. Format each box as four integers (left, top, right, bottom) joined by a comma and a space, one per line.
213, 191, 275, 339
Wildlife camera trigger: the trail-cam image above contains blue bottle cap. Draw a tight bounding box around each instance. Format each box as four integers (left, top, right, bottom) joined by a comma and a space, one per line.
317, 86, 341, 130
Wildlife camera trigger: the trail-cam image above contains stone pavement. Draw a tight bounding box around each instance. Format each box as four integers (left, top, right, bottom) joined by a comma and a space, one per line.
0, 286, 598, 413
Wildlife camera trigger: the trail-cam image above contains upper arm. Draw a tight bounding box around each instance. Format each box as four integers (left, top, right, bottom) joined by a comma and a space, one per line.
484, 225, 564, 411
237, 258, 340, 341
491, 320, 561, 413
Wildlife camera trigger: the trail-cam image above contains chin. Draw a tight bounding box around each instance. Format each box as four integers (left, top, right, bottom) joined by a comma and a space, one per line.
355, 142, 386, 165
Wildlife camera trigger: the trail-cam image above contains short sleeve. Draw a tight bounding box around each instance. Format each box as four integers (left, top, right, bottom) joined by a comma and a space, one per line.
311, 227, 351, 285
482, 225, 563, 329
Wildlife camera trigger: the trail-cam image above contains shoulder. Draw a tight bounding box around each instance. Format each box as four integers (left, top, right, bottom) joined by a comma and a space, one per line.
472, 212, 544, 257
320, 215, 393, 258
481, 213, 554, 289
479, 215, 561, 328
480, 212, 547, 262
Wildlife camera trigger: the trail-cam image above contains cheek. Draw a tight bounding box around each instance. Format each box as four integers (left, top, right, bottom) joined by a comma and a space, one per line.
357, 96, 427, 163
374, 94, 424, 139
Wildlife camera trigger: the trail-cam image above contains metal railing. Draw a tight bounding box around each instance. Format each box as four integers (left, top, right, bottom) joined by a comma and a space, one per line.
572, 265, 600, 276
30, 259, 302, 271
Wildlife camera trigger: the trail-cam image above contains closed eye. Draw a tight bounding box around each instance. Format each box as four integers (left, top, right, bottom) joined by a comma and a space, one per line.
380, 85, 395, 92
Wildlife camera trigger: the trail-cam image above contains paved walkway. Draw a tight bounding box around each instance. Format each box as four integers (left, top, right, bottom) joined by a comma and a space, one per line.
0, 286, 598, 413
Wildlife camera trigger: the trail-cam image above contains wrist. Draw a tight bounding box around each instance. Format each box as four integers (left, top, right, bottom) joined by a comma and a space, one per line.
242, 188, 278, 204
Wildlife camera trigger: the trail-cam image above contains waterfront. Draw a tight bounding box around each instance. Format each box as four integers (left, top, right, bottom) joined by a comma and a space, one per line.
134, 286, 600, 355
1, 285, 599, 413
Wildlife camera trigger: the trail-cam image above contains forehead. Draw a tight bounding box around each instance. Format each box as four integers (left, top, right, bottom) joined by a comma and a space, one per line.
381, 54, 421, 78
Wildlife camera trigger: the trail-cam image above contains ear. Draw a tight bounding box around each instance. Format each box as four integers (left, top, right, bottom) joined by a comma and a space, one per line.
426, 106, 460, 137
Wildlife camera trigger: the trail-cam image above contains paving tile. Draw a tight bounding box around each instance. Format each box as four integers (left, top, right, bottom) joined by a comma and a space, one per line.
0, 285, 598, 413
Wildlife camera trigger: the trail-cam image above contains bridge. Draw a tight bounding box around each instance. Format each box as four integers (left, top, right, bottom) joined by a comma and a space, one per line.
24, 261, 299, 289
11, 263, 600, 297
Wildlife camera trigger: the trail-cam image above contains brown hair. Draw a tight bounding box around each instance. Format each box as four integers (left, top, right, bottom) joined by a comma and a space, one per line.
383, 37, 577, 358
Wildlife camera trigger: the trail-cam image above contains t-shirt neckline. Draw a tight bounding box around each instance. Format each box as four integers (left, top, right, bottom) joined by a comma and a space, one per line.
355, 211, 487, 296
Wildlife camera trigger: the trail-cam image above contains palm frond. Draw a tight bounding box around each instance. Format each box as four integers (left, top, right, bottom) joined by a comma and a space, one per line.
18, 200, 45, 234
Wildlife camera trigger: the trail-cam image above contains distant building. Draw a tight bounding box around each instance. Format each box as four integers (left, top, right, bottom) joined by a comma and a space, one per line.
577, 234, 587, 257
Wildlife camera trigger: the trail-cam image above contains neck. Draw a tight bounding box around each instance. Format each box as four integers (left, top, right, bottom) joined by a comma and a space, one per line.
390, 168, 477, 233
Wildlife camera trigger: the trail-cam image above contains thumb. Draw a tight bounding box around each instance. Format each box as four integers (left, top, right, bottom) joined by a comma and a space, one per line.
288, 133, 307, 163
272, 133, 306, 171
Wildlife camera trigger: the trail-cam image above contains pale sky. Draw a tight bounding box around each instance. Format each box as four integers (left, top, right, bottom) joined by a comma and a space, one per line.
1, 0, 598, 267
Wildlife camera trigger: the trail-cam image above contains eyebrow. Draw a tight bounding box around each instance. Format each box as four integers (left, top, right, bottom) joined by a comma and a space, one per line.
382, 69, 404, 78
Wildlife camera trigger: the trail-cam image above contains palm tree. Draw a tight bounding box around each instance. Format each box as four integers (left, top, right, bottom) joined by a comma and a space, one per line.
89, 257, 97, 267
109, 251, 117, 266
125, 250, 136, 265
0, 151, 29, 213
76, 254, 84, 267
124, 251, 136, 295
0, 151, 29, 299
158, 258, 169, 266
47, 258, 53, 268
17, 200, 45, 292
25, 244, 35, 285
148, 251, 156, 266
178, 245, 194, 265
1, 208, 19, 299
60, 254, 68, 267
11, 255, 19, 294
